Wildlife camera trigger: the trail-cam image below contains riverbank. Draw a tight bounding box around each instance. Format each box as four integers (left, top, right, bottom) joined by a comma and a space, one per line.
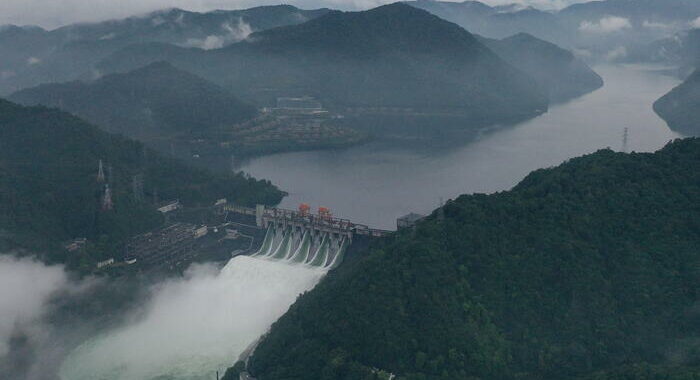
237, 65, 681, 230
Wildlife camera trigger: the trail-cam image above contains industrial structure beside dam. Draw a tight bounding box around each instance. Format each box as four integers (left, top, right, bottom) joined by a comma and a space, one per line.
223, 203, 392, 268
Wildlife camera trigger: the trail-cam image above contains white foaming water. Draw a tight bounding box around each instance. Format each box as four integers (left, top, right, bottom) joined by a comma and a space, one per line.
59, 255, 326, 380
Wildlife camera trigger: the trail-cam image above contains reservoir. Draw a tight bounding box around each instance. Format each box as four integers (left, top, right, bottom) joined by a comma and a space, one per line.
238, 65, 682, 230
58, 64, 682, 380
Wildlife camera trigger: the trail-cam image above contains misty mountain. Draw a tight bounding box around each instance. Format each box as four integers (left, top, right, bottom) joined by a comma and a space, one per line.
478, 33, 603, 102
10, 62, 257, 140
558, 0, 700, 56
248, 137, 700, 379
626, 29, 700, 76
409, 0, 700, 62
0, 98, 283, 270
0, 5, 330, 95
654, 69, 700, 136
407, 0, 570, 46
559, 0, 700, 25
98, 3, 548, 129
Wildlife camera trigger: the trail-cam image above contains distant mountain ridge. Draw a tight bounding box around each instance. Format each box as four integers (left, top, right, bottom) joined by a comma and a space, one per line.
477, 33, 603, 102
0, 5, 330, 94
98, 3, 549, 129
10, 61, 257, 140
408, 0, 700, 61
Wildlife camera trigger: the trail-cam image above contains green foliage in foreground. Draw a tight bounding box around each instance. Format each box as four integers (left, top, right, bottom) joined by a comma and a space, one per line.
0, 99, 284, 270
579, 363, 700, 380
249, 138, 700, 379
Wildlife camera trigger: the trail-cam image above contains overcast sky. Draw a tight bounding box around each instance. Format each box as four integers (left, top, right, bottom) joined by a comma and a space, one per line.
0, 0, 587, 29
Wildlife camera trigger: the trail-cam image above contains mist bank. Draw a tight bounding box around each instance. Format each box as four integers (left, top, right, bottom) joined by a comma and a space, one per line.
0, 254, 156, 380
59, 256, 326, 380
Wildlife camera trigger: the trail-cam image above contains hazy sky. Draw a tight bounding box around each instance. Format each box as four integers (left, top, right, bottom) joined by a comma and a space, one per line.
0, 0, 587, 29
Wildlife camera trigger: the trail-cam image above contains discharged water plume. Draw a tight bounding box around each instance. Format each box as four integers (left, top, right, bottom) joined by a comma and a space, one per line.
253, 226, 349, 269
58, 255, 326, 380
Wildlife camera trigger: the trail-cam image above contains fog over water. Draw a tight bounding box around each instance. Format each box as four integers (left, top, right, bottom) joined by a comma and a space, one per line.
239, 65, 682, 230
59, 256, 326, 380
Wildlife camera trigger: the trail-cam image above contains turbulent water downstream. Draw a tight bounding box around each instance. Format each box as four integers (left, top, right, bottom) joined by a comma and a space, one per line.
59, 256, 326, 380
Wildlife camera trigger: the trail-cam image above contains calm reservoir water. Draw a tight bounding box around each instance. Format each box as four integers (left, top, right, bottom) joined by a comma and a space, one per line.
238, 65, 681, 230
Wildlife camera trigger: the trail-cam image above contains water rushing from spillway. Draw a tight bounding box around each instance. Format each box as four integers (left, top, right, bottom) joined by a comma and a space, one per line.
253, 226, 349, 269
58, 255, 326, 380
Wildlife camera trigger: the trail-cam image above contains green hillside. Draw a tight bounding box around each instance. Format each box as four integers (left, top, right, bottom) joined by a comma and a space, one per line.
248, 138, 700, 379
99, 3, 548, 126
654, 69, 700, 137
0, 5, 330, 95
478, 33, 603, 102
10, 62, 257, 140
0, 98, 283, 270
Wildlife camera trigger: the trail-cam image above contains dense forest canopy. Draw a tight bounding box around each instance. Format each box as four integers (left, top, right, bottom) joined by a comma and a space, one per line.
0, 98, 283, 269
10, 61, 257, 140
249, 138, 700, 380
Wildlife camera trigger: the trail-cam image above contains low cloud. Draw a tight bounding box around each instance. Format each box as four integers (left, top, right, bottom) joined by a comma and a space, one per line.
642, 20, 673, 31
691, 17, 700, 29
181, 19, 253, 50
0, 255, 68, 357
0, 0, 588, 29
58, 256, 325, 379
605, 46, 627, 61
579, 16, 632, 34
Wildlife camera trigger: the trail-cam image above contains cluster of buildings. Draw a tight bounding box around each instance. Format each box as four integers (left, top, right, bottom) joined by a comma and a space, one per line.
124, 223, 208, 268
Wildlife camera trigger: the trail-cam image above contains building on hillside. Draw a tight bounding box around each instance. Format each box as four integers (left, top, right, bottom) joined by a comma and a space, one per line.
276, 96, 322, 110
397, 213, 425, 230
96, 258, 115, 269
126, 223, 199, 267
64, 238, 87, 252
157, 200, 181, 214
194, 226, 208, 239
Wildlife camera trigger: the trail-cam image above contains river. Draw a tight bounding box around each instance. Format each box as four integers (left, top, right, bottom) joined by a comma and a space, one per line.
56, 64, 680, 380
238, 65, 682, 230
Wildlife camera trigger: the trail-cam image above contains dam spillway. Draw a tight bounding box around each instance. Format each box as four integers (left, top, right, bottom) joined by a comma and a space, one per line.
253, 226, 349, 270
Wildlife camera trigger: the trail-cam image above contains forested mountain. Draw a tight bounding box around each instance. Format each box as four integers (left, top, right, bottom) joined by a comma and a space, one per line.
10, 62, 256, 140
654, 69, 700, 136
478, 33, 603, 102
0, 98, 283, 270
0, 5, 329, 94
99, 3, 548, 127
247, 138, 700, 379
407, 0, 570, 46
627, 29, 700, 75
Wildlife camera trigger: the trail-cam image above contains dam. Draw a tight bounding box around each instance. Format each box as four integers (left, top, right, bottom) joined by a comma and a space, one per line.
223, 203, 391, 268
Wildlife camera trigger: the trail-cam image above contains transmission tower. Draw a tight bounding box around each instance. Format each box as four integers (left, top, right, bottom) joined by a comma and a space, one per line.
132, 174, 144, 202
622, 127, 629, 153
102, 184, 113, 211
97, 160, 105, 182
